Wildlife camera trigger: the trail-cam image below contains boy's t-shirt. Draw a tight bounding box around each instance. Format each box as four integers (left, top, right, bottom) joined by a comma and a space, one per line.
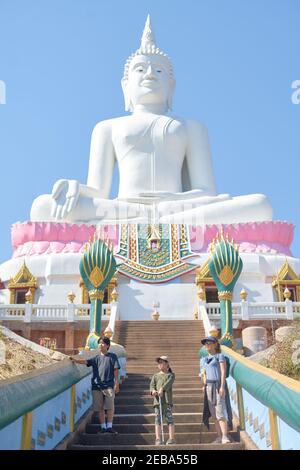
150, 371, 175, 407
87, 352, 120, 390
200, 353, 225, 382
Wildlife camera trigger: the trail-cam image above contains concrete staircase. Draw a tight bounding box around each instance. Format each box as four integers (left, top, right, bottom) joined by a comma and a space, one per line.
69, 320, 244, 450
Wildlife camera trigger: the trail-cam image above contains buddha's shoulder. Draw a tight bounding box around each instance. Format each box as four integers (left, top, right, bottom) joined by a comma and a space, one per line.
169, 116, 208, 133
91, 118, 115, 138
184, 118, 208, 134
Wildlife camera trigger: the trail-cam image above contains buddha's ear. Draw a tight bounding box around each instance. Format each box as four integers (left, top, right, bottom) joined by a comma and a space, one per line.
167, 77, 176, 111
121, 78, 133, 112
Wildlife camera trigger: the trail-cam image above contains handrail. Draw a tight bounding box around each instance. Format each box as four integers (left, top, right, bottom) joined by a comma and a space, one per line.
0, 359, 90, 430
223, 345, 300, 433
106, 302, 120, 339
198, 301, 213, 336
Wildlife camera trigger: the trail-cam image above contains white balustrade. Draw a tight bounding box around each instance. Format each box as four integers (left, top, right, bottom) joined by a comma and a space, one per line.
206, 303, 221, 317
102, 304, 111, 317
206, 301, 294, 320
0, 305, 25, 319
292, 302, 300, 317
247, 302, 287, 319
32, 306, 68, 321
0, 300, 296, 323
0, 303, 111, 322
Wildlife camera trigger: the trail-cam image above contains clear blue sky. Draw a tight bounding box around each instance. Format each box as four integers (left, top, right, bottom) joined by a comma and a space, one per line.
0, 0, 299, 263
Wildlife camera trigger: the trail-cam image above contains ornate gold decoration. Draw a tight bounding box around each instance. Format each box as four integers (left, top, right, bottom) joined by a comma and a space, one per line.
152, 310, 160, 320
209, 326, 219, 338
111, 287, 118, 302
147, 224, 161, 251
283, 287, 291, 300
272, 260, 300, 301
8, 261, 38, 304
218, 265, 234, 286
221, 331, 234, 342
195, 260, 217, 302
240, 288, 248, 301
195, 260, 212, 283
104, 327, 113, 338
67, 291, 76, 303
129, 224, 137, 262
218, 291, 233, 301
197, 287, 206, 301
80, 274, 118, 304
180, 224, 188, 245
25, 289, 33, 304
171, 224, 179, 261
89, 291, 104, 301
89, 267, 104, 288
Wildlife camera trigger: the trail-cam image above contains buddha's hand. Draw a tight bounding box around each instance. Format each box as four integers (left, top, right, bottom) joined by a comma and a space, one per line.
51, 179, 80, 220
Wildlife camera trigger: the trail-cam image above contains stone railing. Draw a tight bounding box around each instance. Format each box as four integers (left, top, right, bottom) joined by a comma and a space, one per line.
224, 346, 300, 450
204, 299, 297, 321
0, 303, 111, 322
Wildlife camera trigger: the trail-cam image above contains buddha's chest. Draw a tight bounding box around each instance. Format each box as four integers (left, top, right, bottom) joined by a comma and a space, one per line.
112, 116, 187, 159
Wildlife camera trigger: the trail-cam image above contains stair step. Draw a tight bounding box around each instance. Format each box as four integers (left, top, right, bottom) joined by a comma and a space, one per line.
70, 443, 243, 451
119, 388, 203, 395
114, 404, 203, 414
99, 413, 207, 425
123, 376, 201, 382
87, 423, 214, 434
115, 394, 203, 405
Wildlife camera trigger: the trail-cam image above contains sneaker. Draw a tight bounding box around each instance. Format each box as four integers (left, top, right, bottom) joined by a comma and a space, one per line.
106, 427, 118, 434
166, 439, 176, 445
212, 437, 222, 444
155, 439, 162, 445
221, 436, 231, 444
97, 428, 107, 434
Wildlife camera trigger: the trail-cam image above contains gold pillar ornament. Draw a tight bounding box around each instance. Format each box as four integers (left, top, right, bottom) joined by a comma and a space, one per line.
283, 287, 291, 300
111, 287, 118, 302
25, 288, 33, 304
67, 291, 76, 303
240, 288, 248, 301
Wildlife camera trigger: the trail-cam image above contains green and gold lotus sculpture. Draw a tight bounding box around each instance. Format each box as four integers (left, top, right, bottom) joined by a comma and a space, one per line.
208, 231, 243, 347
80, 235, 117, 350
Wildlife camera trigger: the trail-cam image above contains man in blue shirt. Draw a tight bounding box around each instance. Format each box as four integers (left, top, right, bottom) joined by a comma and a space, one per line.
70, 336, 120, 434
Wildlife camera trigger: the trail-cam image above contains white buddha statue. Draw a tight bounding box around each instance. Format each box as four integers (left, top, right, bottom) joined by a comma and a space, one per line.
30, 16, 272, 226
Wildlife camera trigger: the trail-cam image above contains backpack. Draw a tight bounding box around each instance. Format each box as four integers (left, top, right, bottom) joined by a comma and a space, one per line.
216, 354, 230, 378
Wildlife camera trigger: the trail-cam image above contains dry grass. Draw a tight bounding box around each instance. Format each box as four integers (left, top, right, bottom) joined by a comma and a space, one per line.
261, 319, 300, 380
0, 331, 56, 380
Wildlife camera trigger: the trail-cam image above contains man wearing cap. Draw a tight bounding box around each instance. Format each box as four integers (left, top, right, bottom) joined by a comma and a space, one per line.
200, 336, 231, 444
150, 355, 176, 445
70, 336, 120, 434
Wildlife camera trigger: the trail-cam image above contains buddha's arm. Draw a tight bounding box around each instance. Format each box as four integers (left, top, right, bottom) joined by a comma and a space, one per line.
185, 120, 217, 196
84, 120, 115, 199
50, 121, 115, 220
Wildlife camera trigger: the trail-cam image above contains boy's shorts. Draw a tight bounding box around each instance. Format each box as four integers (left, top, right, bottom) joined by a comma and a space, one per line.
92, 388, 115, 412
154, 404, 174, 425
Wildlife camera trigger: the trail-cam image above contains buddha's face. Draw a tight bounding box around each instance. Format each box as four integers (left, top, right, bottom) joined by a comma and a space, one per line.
122, 54, 175, 112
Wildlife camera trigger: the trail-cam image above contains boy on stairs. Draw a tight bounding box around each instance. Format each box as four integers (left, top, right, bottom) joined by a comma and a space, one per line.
150, 355, 176, 445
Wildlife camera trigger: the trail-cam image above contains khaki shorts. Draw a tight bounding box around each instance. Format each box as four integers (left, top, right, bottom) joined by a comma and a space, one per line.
92, 388, 115, 412
206, 384, 228, 421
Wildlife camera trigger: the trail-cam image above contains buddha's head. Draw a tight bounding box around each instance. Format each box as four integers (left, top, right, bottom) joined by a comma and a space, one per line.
122, 15, 176, 113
